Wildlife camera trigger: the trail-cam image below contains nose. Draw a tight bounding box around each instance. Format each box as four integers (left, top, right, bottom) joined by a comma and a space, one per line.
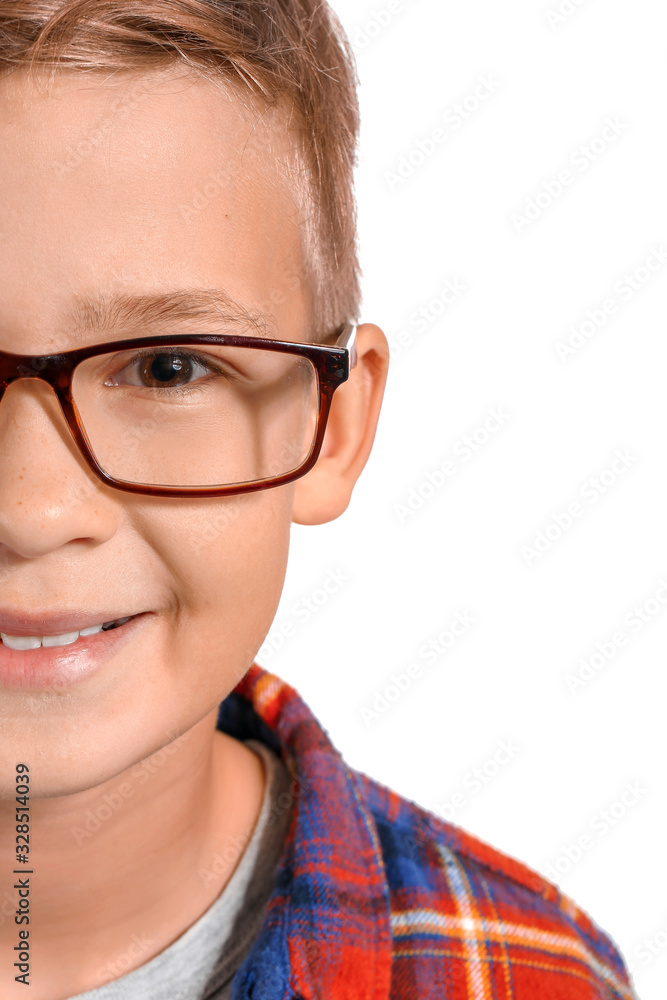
0, 378, 118, 558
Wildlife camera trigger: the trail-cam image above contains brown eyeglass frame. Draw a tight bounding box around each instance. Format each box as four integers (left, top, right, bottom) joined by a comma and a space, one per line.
0, 323, 358, 499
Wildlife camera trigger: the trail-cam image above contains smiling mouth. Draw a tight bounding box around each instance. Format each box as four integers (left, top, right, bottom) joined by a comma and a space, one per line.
0, 615, 139, 651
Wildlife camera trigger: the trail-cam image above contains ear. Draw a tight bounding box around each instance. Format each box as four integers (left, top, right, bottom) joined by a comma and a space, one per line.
291, 323, 390, 525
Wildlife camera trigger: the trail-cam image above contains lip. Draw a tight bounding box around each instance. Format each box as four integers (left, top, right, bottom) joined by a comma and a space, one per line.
0, 609, 142, 637
0, 612, 154, 691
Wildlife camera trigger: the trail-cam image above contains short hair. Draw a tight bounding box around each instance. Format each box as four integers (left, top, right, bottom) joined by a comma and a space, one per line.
0, 0, 362, 339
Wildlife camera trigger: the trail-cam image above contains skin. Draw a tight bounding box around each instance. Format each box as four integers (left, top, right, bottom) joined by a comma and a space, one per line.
0, 66, 389, 998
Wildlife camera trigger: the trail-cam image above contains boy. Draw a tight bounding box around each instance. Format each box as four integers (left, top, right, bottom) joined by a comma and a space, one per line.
0, 1, 637, 997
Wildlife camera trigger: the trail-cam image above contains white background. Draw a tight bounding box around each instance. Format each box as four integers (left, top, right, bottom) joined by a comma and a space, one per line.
254, 1, 666, 995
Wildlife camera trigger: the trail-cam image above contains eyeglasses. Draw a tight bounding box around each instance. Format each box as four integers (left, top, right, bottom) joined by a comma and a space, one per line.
0, 324, 358, 498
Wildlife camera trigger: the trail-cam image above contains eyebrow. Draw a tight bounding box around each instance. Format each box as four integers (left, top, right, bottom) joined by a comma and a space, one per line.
68, 289, 272, 340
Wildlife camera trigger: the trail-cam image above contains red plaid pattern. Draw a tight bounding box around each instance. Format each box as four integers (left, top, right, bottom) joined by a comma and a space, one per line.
216, 665, 637, 1000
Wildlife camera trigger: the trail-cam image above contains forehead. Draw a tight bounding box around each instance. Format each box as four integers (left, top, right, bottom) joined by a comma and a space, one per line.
0, 66, 310, 350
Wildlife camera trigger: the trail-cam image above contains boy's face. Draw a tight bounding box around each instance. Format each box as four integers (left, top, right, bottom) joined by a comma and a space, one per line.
0, 67, 332, 796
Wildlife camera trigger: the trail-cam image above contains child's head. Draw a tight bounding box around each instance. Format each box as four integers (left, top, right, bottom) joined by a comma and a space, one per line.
0, 1, 389, 797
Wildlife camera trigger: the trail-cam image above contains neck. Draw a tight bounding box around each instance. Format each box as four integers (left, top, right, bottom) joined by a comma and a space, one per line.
0, 716, 265, 1000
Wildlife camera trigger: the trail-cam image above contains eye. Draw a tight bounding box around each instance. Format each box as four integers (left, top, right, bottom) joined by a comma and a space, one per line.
102, 348, 230, 395
121, 351, 209, 390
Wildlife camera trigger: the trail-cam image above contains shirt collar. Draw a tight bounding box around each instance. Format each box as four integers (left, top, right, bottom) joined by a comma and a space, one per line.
217, 664, 392, 1000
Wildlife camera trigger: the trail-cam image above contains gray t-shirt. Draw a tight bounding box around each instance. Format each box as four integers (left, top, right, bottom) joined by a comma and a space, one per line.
67, 740, 293, 1000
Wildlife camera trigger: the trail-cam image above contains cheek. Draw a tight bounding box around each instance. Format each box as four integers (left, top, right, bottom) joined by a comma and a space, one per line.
164, 490, 294, 681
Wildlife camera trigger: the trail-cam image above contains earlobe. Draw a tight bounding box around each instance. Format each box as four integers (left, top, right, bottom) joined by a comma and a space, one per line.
291, 323, 390, 526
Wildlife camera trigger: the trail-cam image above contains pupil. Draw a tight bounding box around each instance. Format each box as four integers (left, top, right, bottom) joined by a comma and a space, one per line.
147, 354, 189, 387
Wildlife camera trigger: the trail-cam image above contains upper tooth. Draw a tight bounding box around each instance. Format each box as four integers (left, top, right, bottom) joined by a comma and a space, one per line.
80, 624, 104, 637
42, 631, 81, 648
0, 619, 121, 650
1, 635, 43, 651
1, 630, 81, 651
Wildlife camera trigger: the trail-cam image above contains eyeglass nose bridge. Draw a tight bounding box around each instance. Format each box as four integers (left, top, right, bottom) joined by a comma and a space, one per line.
0, 350, 79, 396
1, 358, 84, 464
0, 351, 100, 482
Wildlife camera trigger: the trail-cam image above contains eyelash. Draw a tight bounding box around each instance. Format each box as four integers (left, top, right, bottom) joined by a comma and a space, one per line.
105, 348, 232, 397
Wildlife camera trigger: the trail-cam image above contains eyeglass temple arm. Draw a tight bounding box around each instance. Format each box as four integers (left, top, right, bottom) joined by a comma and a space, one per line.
335, 324, 358, 373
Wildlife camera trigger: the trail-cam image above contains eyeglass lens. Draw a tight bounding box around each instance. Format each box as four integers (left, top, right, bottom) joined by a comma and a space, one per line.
70, 343, 321, 488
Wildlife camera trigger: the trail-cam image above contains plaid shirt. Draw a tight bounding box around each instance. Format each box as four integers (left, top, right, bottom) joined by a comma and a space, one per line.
217, 664, 637, 1000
